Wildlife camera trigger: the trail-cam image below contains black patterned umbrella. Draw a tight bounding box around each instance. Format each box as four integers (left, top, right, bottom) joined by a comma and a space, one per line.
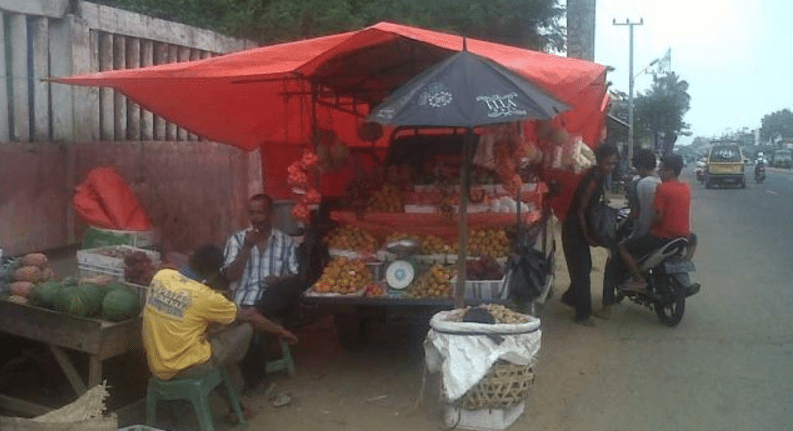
369, 49, 570, 127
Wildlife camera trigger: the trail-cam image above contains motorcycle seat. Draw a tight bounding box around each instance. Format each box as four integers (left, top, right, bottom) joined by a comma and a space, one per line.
638, 237, 690, 273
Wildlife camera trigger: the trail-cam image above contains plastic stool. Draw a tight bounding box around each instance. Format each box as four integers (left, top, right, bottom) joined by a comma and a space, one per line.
146, 368, 245, 431
265, 338, 296, 377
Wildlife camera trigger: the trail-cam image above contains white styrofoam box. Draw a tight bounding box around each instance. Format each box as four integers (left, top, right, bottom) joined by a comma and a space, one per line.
444, 401, 525, 431
464, 275, 508, 300
77, 245, 160, 271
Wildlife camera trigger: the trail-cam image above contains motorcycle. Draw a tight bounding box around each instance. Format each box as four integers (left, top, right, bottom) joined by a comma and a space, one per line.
755, 164, 766, 184
613, 207, 700, 327
617, 237, 700, 326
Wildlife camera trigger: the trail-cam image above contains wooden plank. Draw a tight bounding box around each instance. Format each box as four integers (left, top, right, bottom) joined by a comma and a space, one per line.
176, 46, 190, 141
113, 34, 127, 141
126, 37, 141, 140
88, 355, 102, 388
187, 49, 201, 141
72, 23, 100, 142
0, 12, 10, 142
165, 44, 178, 141
0, 301, 103, 354
139, 39, 154, 140
152, 42, 168, 140
30, 16, 49, 141
0, 393, 52, 417
99, 32, 114, 141
79, 1, 249, 52
49, 345, 88, 396
49, 16, 74, 142
98, 316, 143, 360
9, 13, 30, 141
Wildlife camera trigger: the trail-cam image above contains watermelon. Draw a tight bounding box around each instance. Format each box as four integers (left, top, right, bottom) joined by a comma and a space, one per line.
56, 283, 105, 317
101, 286, 141, 322
29, 281, 63, 309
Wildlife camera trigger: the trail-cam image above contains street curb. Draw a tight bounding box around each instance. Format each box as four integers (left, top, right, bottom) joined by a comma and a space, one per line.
767, 167, 793, 175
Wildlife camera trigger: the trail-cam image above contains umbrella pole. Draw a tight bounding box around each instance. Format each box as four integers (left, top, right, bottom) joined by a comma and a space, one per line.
454, 129, 474, 309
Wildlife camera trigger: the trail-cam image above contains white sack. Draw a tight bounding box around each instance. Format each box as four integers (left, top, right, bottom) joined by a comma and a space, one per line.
424, 310, 541, 402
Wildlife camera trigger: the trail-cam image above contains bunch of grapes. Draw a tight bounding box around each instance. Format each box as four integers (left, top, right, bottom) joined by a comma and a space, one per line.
124, 251, 157, 286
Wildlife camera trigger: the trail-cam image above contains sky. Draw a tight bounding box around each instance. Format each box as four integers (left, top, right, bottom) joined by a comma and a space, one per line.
589, 0, 793, 146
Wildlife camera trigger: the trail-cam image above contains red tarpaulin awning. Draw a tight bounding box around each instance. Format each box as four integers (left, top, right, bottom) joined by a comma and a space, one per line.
56, 22, 609, 215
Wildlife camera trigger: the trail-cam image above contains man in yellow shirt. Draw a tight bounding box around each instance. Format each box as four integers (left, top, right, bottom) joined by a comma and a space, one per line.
143, 244, 297, 382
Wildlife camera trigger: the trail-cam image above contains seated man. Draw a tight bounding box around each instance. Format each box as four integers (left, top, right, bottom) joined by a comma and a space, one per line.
143, 244, 297, 386
619, 154, 691, 290
222, 193, 304, 392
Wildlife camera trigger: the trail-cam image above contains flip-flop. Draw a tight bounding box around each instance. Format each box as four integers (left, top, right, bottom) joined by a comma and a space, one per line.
271, 393, 292, 407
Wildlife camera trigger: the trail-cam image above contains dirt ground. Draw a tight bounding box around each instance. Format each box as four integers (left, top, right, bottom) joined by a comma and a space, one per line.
202, 243, 613, 431
27, 228, 614, 431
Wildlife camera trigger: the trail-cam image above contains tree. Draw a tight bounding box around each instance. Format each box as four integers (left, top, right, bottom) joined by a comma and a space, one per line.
93, 0, 566, 51
760, 109, 793, 144
633, 72, 691, 155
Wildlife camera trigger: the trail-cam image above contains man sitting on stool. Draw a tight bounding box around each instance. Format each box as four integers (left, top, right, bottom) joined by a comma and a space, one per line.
143, 244, 297, 413
223, 194, 304, 393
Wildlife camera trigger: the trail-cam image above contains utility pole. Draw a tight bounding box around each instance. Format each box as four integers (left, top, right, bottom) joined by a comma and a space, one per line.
613, 18, 643, 167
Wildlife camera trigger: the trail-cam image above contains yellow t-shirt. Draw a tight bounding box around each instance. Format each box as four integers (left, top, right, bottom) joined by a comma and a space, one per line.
142, 269, 237, 379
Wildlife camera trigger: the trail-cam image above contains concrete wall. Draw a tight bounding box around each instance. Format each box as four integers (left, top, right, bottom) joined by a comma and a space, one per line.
0, 141, 262, 255
0, 1, 264, 255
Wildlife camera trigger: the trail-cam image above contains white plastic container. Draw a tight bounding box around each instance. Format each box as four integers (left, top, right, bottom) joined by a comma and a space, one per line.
444, 401, 525, 431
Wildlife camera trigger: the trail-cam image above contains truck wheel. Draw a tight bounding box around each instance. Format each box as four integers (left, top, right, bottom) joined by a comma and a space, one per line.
740, 178, 746, 188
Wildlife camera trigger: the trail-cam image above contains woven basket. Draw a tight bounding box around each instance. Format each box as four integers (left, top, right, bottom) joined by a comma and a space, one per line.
456, 361, 535, 410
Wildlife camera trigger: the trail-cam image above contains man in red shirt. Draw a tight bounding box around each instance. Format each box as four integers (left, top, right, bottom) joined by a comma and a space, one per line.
619, 154, 692, 290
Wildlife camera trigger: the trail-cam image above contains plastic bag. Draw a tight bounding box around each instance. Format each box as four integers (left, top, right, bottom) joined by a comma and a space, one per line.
587, 200, 618, 247
72, 167, 153, 230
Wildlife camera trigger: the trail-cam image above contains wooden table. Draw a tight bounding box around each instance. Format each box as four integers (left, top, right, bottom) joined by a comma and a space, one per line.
0, 299, 142, 416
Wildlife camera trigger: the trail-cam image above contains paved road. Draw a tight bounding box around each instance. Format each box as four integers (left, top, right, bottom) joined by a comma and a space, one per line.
528, 168, 793, 431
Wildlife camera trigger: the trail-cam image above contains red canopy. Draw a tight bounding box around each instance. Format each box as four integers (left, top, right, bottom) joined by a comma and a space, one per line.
57, 22, 609, 211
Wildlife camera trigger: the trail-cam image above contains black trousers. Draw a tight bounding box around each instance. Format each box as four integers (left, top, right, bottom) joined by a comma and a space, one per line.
561, 219, 592, 320
240, 276, 303, 389
602, 245, 626, 306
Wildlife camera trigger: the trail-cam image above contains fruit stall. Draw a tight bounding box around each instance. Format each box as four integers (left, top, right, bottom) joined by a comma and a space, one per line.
295, 121, 582, 347
0, 248, 157, 416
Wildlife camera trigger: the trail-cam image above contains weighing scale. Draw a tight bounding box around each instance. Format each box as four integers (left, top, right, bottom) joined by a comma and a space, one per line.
383, 238, 421, 292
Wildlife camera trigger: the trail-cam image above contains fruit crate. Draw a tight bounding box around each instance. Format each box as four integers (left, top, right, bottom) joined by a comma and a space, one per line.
77, 245, 160, 279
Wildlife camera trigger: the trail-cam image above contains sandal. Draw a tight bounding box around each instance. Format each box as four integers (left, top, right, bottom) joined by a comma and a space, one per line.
271, 393, 292, 407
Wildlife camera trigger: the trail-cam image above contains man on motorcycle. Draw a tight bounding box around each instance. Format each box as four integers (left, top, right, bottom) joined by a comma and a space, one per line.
755, 152, 766, 179
596, 149, 660, 319
619, 154, 692, 291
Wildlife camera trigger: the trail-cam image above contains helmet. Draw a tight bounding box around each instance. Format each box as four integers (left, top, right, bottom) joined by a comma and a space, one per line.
758, 152, 764, 157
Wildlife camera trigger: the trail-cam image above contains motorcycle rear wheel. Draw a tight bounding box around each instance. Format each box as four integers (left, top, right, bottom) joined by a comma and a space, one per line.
655, 284, 685, 327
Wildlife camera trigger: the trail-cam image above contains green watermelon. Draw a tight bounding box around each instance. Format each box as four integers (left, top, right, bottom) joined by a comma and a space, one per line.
56, 283, 105, 317
29, 281, 63, 309
101, 287, 141, 322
